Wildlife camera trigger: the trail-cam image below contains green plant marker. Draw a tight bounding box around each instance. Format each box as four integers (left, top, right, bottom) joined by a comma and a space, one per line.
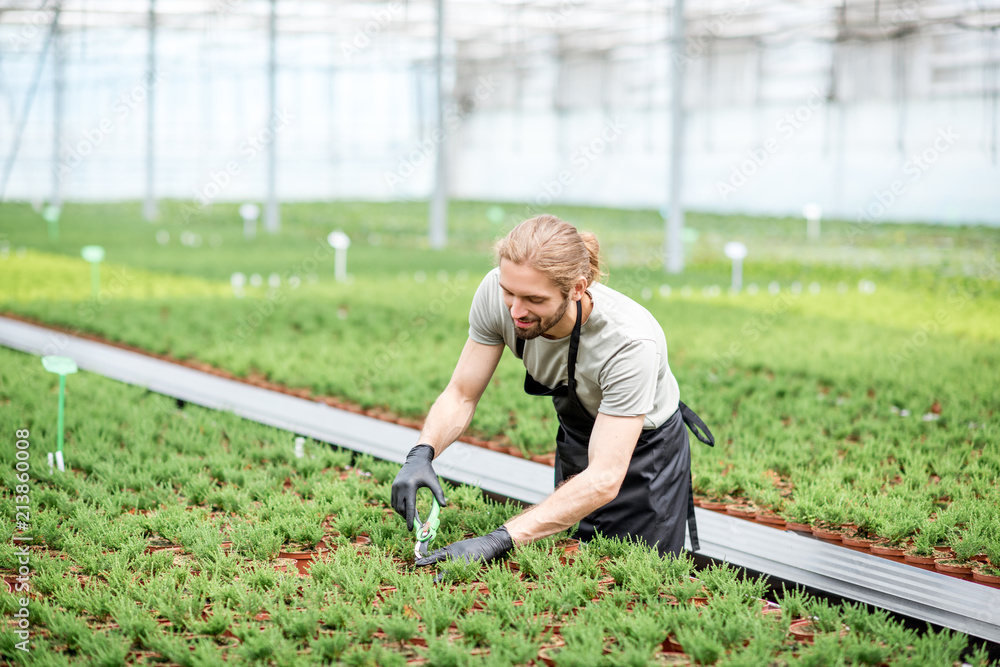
42, 204, 61, 242
486, 206, 505, 225
81, 245, 105, 298
41, 355, 78, 472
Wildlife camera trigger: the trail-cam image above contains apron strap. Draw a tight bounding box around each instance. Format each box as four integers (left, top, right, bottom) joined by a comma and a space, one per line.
687, 471, 701, 553
565, 298, 582, 393
678, 401, 714, 447
678, 402, 711, 552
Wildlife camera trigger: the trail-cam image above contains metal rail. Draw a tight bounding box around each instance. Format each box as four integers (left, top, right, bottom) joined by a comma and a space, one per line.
1, 314, 997, 647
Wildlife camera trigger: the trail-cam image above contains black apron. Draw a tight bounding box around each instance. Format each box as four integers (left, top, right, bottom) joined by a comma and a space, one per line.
515, 298, 715, 555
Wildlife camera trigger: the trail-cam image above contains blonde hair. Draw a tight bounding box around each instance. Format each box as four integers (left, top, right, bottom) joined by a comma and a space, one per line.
494, 215, 607, 296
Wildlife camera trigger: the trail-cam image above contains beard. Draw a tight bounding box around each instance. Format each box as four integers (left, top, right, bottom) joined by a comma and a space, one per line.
512, 296, 571, 340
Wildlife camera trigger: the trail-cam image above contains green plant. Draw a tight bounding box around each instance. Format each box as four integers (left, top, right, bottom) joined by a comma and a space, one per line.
619, 608, 666, 652
435, 555, 484, 584
676, 625, 724, 665
511, 544, 559, 579
804, 597, 842, 634
875, 500, 923, 547
777, 585, 811, 620
907, 530, 935, 557
230, 519, 282, 561
782, 498, 817, 525
274, 604, 321, 641
666, 576, 705, 605
310, 632, 351, 662
949, 530, 982, 564
699, 562, 740, 598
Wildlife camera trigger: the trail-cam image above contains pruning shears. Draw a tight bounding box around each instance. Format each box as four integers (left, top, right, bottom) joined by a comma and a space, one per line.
413, 490, 442, 558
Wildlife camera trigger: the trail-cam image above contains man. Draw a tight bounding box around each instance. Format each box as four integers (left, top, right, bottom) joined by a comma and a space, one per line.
391, 215, 713, 567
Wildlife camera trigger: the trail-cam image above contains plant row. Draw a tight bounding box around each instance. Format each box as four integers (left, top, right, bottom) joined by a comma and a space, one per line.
3, 243, 999, 560
1, 346, 996, 666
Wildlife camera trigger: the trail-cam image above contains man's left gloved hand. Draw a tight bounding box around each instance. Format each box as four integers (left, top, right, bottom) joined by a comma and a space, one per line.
414, 526, 514, 568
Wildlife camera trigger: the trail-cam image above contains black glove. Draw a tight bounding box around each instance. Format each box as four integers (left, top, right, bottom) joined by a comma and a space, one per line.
414, 526, 514, 568
391, 444, 448, 530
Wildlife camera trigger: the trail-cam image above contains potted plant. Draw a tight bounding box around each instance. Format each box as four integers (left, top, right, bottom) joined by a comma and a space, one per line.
674, 625, 723, 665
903, 531, 939, 570
935, 530, 980, 577
781, 498, 816, 533
841, 501, 880, 549
749, 488, 787, 527
229, 519, 283, 562
789, 597, 849, 644
811, 497, 850, 541
872, 505, 921, 558
277, 516, 328, 575
972, 534, 1000, 586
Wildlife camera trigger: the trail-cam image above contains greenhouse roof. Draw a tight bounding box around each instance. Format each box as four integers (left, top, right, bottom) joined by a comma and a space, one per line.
2, 0, 999, 60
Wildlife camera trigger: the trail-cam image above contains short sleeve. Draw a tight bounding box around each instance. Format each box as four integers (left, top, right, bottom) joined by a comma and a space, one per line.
597, 339, 658, 418
468, 270, 505, 346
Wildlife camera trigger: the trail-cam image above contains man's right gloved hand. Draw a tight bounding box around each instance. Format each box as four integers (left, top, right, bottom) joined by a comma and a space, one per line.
391, 444, 448, 530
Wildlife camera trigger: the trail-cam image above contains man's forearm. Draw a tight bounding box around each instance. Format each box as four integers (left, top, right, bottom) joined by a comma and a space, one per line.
503, 468, 620, 544
503, 413, 642, 545
416, 386, 478, 456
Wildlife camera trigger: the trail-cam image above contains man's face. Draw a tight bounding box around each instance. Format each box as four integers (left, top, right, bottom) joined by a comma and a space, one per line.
498, 259, 571, 340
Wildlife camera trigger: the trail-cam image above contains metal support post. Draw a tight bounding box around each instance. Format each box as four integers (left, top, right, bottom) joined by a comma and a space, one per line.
428, 0, 447, 249
665, 0, 686, 274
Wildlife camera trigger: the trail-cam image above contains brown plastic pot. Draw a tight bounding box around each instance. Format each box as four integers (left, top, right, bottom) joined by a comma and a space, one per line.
903, 552, 938, 571
699, 499, 730, 511
661, 635, 684, 653
934, 559, 974, 576
789, 619, 850, 644
144, 538, 183, 555
537, 643, 566, 667
272, 558, 297, 573
725, 504, 757, 519
971, 567, 1000, 587
530, 453, 556, 466
841, 534, 876, 551
754, 511, 786, 528
933, 546, 955, 559
278, 547, 329, 575
811, 525, 845, 541
871, 543, 906, 558
785, 521, 812, 533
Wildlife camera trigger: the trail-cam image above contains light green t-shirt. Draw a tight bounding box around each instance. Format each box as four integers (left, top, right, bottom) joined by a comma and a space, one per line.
468, 268, 680, 429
